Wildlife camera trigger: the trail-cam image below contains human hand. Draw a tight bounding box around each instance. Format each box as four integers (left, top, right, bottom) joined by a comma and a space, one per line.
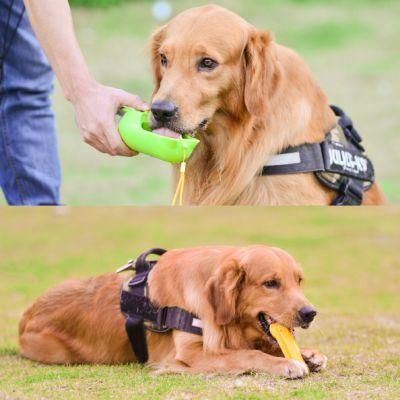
72, 82, 150, 156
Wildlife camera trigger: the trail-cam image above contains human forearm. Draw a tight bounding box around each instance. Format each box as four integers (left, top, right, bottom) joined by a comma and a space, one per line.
24, 0, 93, 101
23, 0, 148, 156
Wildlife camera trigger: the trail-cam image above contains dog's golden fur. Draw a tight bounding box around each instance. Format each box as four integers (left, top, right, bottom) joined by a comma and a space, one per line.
150, 5, 386, 205
19, 245, 327, 378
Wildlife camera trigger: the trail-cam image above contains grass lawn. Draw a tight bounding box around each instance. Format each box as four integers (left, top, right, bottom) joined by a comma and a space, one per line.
0, 207, 399, 399
1, 0, 399, 205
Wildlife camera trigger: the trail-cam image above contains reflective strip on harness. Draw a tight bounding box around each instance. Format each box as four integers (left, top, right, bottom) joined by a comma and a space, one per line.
263, 143, 324, 175
265, 152, 301, 167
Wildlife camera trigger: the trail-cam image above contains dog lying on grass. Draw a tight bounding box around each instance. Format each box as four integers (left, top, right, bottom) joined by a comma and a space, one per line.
19, 245, 327, 378
149, 5, 385, 205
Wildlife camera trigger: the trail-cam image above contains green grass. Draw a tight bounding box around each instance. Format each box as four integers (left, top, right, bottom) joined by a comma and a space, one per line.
0, 207, 400, 399
2, 0, 399, 205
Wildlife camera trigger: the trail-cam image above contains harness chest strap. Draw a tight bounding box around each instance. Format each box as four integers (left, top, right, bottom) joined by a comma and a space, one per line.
119, 248, 202, 364
263, 141, 373, 181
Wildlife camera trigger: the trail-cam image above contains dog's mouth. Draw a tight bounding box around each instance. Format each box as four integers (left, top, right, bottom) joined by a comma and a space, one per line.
151, 119, 210, 139
258, 313, 296, 344
152, 127, 182, 139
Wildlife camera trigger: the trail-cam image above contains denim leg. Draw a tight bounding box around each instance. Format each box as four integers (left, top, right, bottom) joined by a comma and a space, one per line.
0, 0, 61, 205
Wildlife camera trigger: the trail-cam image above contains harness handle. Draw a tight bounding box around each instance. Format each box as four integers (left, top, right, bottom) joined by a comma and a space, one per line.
135, 248, 167, 273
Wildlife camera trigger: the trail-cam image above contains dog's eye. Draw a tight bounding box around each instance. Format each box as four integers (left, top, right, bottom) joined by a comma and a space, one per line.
264, 279, 280, 289
160, 54, 168, 67
198, 58, 218, 71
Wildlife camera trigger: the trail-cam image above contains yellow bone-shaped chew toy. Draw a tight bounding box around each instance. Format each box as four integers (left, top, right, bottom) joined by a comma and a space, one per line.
269, 323, 305, 363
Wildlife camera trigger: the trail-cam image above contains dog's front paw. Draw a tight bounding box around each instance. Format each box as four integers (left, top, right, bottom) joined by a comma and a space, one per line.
301, 349, 328, 372
274, 359, 309, 379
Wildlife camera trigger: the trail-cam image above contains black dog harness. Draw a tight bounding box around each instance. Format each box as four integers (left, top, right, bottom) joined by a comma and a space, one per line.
262, 106, 375, 205
119, 248, 203, 364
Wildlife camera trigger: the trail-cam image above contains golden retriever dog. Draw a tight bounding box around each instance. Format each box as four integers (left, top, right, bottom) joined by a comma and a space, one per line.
19, 245, 327, 378
149, 5, 385, 205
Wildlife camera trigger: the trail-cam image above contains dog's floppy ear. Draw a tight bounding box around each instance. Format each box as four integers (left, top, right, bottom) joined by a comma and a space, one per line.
150, 25, 167, 94
244, 30, 281, 117
206, 258, 245, 326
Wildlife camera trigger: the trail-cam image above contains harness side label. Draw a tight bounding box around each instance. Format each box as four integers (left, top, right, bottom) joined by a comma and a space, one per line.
322, 141, 373, 181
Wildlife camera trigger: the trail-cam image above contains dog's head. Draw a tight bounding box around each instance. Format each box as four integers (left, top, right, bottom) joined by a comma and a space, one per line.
149, 5, 281, 137
205, 245, 316, 347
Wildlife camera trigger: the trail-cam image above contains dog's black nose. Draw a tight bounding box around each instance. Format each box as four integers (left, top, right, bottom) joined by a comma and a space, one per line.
298, 306, 317, 323
151, 100, 178, 122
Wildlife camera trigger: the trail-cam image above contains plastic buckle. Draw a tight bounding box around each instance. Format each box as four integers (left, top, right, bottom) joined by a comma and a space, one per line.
149, 308, 170, 333
334, 179, 363, 206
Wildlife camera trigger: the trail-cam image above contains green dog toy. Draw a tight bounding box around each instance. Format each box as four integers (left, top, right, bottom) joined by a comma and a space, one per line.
118, 107, 200, 164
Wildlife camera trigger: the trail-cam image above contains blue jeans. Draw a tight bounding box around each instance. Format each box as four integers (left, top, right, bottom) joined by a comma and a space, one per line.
0, 0, 61, 205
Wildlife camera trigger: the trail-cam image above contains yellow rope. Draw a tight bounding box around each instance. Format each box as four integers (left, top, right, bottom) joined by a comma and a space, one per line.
172, 148, 187, 206
172, 161, 186, 206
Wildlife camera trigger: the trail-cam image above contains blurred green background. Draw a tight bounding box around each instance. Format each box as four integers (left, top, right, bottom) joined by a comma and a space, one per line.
0, 207, 399, 398
2, 0, 399, 205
